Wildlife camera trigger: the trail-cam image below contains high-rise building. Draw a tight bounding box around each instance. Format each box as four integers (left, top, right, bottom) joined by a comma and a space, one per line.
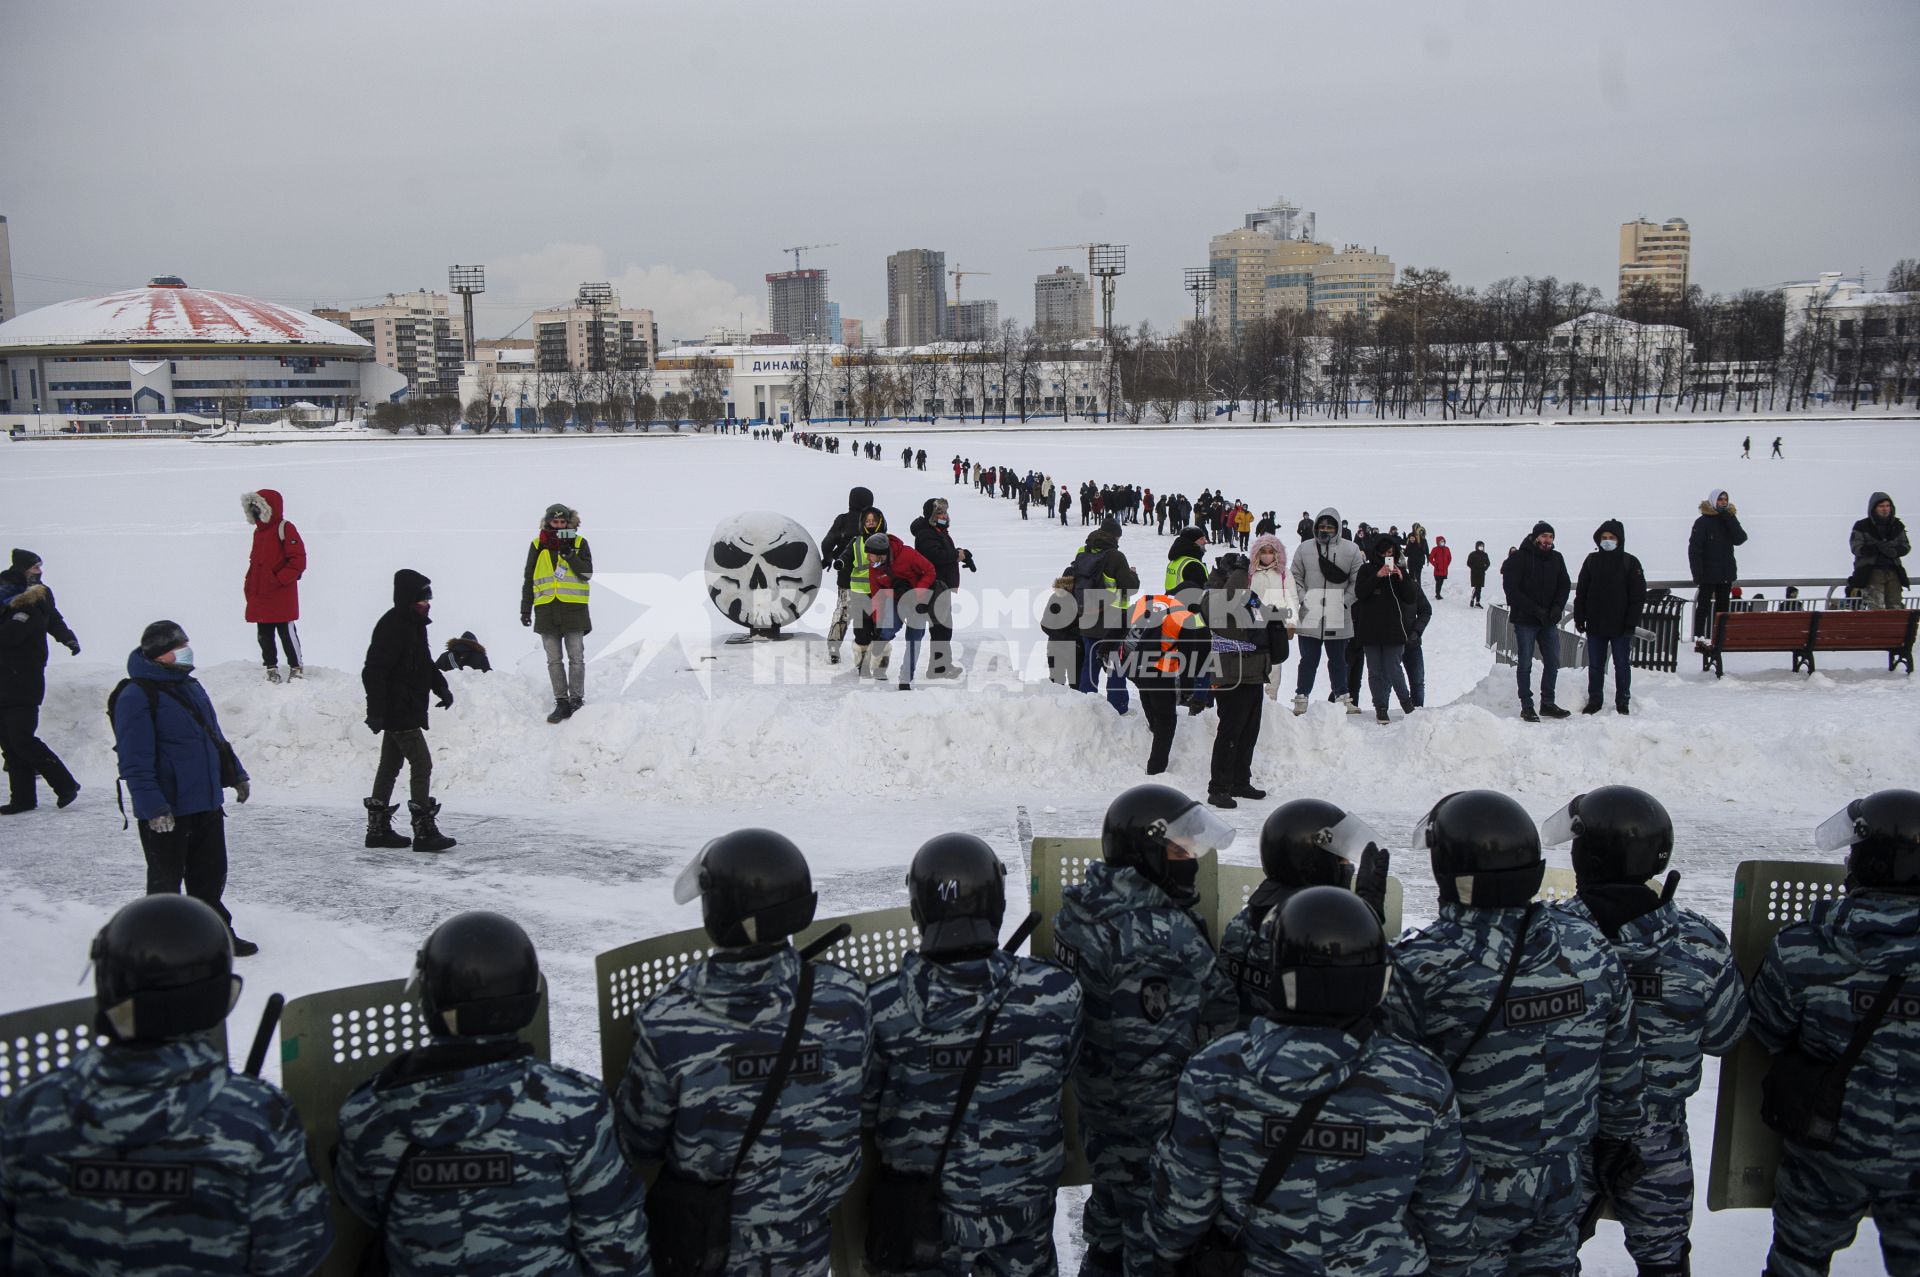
0, 215, 14, 323
946, 299, 1000, 342
1618, 217, 1691, 302
1035, 265, 1094, 338
1308, 247, 1395, 319
347, 291, 466, 398
530, 287, 657, 373
766, 268, 834, 342
886, 249, 946, 346
841, 317, 864, 348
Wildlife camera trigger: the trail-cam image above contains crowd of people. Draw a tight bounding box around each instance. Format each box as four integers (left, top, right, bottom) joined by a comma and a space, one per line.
5, 780, 1916, 1277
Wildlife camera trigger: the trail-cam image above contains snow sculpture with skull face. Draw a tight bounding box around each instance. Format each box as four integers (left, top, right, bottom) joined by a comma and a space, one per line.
704, 511, 823, 631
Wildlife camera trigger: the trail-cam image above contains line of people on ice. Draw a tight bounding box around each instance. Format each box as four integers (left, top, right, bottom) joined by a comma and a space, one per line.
6, 781, 1916, 1277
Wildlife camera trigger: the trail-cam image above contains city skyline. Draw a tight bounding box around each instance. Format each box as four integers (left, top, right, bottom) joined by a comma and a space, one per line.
1, 0, 1914, 343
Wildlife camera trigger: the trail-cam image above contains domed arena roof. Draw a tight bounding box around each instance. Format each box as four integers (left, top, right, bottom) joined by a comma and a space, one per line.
0, 277, 370, 350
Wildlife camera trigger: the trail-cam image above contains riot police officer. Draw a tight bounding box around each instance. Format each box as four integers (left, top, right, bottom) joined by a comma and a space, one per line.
864, 833, 1083, 1275
1215, 798, 1388, 1024
0, 894, 332, 1274
616, 829, 870, 1276
1543, 785, 1748, 1277
1138, 887, 1479, 1274
1052, 784, 1239, 1275
1751, 789, 1920, 1277
334, 911, 650, 1275
1382, 789, 1643, 1275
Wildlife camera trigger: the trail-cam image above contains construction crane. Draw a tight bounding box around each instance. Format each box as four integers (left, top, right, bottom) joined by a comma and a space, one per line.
949, 266, 991, 304
780, 243, 837, 271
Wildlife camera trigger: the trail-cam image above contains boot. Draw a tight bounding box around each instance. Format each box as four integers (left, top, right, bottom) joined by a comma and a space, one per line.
872, 640, 892, 681
546, 698, 574, 724
1540, 703, 1572, 719
229, 931, 260, 957
1339, 694, 1362, 715
1230, 783, 1266, 800
55, 782, 81, 809
1207, 791, 1237, 809
852, 645, 871, 676
1376, 706, 1391, 724
1521, 706, 1541, 723
265, 666, 283, 684
1582, 698, 1602, 714
288, 666, 304, 681
1291, 694, 1308, 716
1616, 698, 1631, 715
409, 799, 457, 853
364, 797, 412, 849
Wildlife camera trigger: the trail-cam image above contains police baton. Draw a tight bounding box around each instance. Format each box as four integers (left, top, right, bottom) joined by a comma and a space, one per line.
1659, 870, 1680, 903
1004, 911, 1042, 954
243, 993, 285, 1078
799, 923, 852, 962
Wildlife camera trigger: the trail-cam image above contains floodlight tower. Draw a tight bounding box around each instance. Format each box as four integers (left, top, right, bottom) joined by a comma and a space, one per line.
449, 264, 485, 361
577, 281, 614, 371
1090, 243, 1126, 342
1183, 267, 1212, 329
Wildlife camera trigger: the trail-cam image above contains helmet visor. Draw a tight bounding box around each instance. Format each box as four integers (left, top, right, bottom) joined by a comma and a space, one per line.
1539, 798, 1582, 849
1162, 803, 1236, 856
1324, 813, 1385, 863
672, 844, 711, 905
1815, 801, 1864, 853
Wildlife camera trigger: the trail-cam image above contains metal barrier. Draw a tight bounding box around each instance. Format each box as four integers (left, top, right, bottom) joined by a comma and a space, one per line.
1706, 859, 1848, 1211
277, 977, 551, 1277
1485, 604, 1586, 669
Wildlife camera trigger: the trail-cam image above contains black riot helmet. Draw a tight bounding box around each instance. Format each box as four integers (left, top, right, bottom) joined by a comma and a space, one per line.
1542, 786, 1674, 885
1414, 790, 1544, 907
1817, 789, 1920, 892
1258, 799, 1377, 890
411, 911, 543, 1038
91, 895, 241, 1043
675, 828, 818, 947
1100, 783, 1236, 888
907, 833, 1007, 958
1265, 886, 1391, 1027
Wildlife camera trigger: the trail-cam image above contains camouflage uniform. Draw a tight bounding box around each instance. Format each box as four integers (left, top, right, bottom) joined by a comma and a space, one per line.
1748, 890, 1920, 1277
615, 943, 871, 1276
1054, 861, 1239, 1269
1383, 903, 1643, 1275
335, 1038, 651, 1276
0, 1032, 332, 1276
1556, 895, 1749, 1275
1216, 884, 1293, 1025
865, 948, 1084, 1276
1135, 1019, 1480, 1276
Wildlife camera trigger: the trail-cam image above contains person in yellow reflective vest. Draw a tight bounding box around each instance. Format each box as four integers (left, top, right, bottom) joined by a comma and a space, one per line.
520, 503, 592, 723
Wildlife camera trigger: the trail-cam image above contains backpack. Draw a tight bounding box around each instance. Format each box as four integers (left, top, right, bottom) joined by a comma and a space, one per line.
1067, 547, 1111, 629
106, 677, 241, 828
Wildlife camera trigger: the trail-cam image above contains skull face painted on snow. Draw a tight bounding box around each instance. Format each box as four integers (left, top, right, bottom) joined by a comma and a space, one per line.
704, 512, 823, 629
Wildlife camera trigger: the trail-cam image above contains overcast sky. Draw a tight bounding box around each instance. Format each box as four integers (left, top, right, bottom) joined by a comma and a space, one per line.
3, 0, 1915, 343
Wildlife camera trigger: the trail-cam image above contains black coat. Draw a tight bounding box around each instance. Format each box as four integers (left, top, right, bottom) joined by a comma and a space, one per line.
1574, 521, 1648, 638
0, 574, 76, 709
821, 486, 874, 588
1352, 563, 1419, 646
1849, 492, 1910, 587
362, 569, 451, 732
911, 517, 961, 589
1687, 500, 1747, 585
1502, 542, 1572, 627
1466, 549, 1491, 587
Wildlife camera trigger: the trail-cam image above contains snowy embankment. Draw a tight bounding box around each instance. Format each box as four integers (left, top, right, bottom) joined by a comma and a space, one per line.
3, 420, 1914, 1275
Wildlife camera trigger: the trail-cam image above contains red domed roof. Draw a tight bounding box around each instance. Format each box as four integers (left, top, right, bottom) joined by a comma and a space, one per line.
0, 279, 369, 350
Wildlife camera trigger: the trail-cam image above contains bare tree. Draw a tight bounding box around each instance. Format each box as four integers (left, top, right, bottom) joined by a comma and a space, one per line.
687, 356, 727, 430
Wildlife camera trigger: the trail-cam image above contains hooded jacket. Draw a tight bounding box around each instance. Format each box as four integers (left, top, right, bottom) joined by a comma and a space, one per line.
241, 489, 306, 625
1166, 529, 1209, 598
521, 508, 593, 637
335, 1041, 649, 1276
1849, 491, 1910, 587
1501, 527, 1572, 627
112, 649, 249, 821
1203, 560, 1272, 688
1687, 489, 1747, 586
867, 535, 936, 596
0, 1033, 333, 1275
1352, 539, 1419, 647
1428, 538, 1453, 577
911, 500, 961, 589
1574, 519, 1648, 638
1749, 891, 1920, 1179
822, 486, 874, 587
865, 950, 1083, 1219
1246, 534, 1290, 621
362, 568, 451, 732
1466, 546, 1491, 587
1, 551, 77, 709
1290, 507, 1366, 641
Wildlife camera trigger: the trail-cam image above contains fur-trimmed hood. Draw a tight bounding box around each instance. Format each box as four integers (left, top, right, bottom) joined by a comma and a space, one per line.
242, 489, 289, 539
6, 582, 50, 610
1699, 489, 1737, 517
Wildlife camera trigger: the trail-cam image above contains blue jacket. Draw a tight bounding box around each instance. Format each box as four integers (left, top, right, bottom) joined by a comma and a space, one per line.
112, 651, 248, 821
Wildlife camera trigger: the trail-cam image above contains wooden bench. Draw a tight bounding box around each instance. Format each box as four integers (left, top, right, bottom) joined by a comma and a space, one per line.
1703, 608, 1917, 677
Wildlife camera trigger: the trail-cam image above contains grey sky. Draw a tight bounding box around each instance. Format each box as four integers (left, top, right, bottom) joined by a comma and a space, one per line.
2, 0, 1914, 343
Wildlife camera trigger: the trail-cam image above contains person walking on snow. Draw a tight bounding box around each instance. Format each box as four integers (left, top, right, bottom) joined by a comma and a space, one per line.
820, 485, 874, 664
520, 502, 592, 723
1, 549, 81, 814
1849, 491, 1910, 610
241, 489, 306, 682
1467, 540, 1491, 607
1502, 522, 1573, 721
1771, 436, 1783, 459
1741, 436, 1751, 459
1687, 488, 1747, 647
362, 569, 456, 853
1429, 534, 1453, 599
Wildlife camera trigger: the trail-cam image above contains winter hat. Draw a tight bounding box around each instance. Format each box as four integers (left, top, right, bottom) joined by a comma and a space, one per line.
543, 503, 575, 522
1707, 489, 1728, 506
11, 548, 41, 573
140, 619, 189, 659
863, 533, 891, 556
1531, 521, 1555, 539
1099, 517, 1122, 538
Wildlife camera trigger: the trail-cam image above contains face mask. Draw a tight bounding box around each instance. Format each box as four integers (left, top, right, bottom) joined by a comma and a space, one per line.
935, 516, 949, 528
172, 646, 195, 671
1600, 539, 1619, 552
1315, 529, 1335, 545
1160, 857, 1200, 898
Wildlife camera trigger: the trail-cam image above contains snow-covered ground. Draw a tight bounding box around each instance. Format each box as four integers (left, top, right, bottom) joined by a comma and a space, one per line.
5, 419, 1914, 1274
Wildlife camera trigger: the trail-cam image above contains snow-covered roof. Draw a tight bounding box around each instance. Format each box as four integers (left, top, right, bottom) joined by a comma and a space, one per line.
0, 279, 371, 350
1826, 290, 1915, 312
1553, 311, 1687, 336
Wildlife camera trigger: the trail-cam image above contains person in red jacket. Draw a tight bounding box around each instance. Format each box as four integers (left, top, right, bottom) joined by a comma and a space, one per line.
242, 489, 307, 682
1428, 535, 1454, 600
854, 532, 936, 689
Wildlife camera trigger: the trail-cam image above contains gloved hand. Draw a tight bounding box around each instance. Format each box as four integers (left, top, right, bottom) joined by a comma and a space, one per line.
435, 689, 455, 709
539, 529, 563, 552
1354, 846, 1391, 922
63, 637, 81, 655
147, 813, 176, 834
1574, 619, 1587, 634
232, 779, 250, 804
521, 611, 533, 626
1591, 1137, 1644, 1198
366, 718, 385, 736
